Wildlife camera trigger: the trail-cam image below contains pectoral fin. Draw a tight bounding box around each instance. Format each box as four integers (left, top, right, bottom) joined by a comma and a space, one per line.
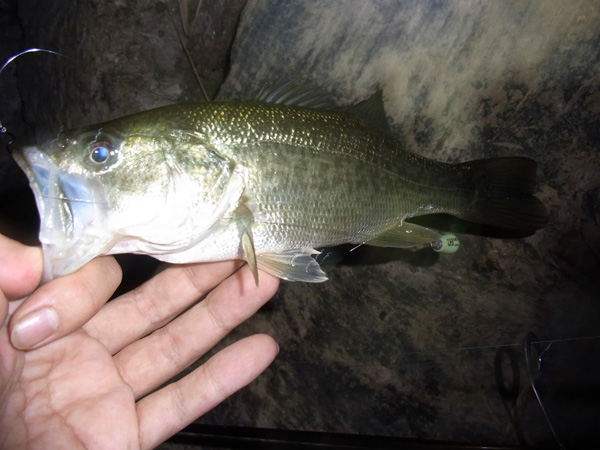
235, 202, 260, 285
257, 249, 328, 283
366, 221, 441, 248
241, 229, 259, 286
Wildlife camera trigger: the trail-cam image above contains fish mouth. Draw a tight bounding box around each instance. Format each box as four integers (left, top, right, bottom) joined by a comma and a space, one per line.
13, 146, 106, 281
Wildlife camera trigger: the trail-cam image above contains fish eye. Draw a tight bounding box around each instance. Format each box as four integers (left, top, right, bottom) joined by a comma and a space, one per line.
88, 141, 115, 165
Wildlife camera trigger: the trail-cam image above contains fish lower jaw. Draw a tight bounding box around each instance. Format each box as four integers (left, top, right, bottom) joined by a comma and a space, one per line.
39, 222, 120, 280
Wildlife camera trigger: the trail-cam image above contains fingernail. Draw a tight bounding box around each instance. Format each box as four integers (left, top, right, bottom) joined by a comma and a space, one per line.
11, 307, 59, 350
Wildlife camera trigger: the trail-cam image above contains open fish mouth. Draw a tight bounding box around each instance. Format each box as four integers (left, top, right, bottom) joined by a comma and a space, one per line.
14, 146, 104, 280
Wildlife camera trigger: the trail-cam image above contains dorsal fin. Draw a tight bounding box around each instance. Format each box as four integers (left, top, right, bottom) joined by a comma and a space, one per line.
346, 90, 391, 134
254, 77, 336, 109
255, 78, 391, 133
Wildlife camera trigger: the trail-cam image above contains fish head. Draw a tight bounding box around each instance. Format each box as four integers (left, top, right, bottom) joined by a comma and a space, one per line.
14, 110, 240, 281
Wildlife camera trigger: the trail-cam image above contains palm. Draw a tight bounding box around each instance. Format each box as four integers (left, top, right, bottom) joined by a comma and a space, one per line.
3, 331, 139, 448
0, 244, 279, 450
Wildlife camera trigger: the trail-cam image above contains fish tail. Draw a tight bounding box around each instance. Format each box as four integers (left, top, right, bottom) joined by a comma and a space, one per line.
457, 157, 548, 232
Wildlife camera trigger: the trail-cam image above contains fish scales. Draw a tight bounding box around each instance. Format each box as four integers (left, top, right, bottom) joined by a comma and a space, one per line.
194, 102, 466, 243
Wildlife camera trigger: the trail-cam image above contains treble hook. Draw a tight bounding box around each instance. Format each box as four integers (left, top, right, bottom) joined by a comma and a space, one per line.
0, 48, 73, 152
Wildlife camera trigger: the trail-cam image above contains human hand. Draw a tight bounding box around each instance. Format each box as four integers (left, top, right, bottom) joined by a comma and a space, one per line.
0, 233, 279, 449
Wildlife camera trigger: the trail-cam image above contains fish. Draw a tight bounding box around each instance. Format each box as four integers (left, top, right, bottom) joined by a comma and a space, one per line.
13, 81, 548, 283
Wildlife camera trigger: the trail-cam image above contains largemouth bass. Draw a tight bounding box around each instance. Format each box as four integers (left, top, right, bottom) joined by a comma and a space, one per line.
14, 83, 548, 282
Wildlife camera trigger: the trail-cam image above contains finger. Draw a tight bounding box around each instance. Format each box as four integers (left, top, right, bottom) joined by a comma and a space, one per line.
84, 260, 244, 354
0, 234, 42, 300
115, 265, 279, 398
9, 256, 122, 350
137, 333, 279, 449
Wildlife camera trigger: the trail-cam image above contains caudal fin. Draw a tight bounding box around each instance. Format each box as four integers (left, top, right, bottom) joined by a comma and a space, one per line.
457, 157, 548, 232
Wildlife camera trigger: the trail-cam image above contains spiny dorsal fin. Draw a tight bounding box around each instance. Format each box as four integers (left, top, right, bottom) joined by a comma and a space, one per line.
255, 77, 336, 109
255, 79, 391, 135
346, 90, 391, 134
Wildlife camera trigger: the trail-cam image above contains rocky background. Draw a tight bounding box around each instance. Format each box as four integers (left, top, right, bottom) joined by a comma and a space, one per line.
1, 1, 599, 448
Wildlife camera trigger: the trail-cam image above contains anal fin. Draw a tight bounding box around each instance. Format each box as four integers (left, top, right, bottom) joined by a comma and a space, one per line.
366, 222, 441, 248
257, 249, 328, 283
